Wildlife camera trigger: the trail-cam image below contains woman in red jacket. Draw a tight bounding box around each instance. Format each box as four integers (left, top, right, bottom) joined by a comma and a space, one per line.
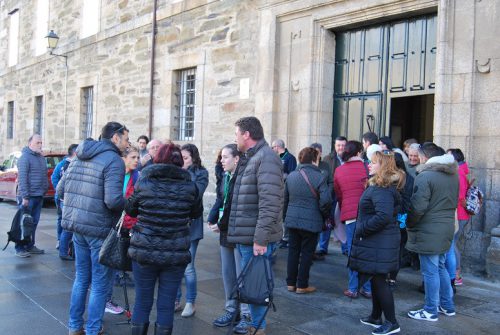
334, 141, 371, 299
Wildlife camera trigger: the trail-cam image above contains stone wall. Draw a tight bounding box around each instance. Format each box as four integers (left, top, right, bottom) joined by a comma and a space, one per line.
0, 0, 499, 278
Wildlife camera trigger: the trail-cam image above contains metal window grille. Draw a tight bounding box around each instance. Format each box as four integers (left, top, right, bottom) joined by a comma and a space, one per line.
34, 96, 43, 135
176, 68, 196, 141
81, 87, 94, 139
7, 101, 14, 139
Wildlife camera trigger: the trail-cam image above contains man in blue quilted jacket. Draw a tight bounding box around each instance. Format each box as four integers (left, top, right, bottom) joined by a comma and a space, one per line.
15, 134, 48, 257
57, 122, 129, 335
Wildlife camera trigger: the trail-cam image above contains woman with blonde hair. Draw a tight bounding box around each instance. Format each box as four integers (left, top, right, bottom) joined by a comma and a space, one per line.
349, 151, 405, 335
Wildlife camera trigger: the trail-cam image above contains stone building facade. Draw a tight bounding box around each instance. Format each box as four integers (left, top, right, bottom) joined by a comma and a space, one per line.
0, 0, 499, 278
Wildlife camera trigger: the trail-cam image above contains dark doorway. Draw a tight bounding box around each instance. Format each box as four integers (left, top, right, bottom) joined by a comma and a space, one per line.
390, 94, 434, 147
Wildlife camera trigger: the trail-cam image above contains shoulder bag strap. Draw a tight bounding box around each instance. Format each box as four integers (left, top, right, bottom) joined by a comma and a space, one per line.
299, 169, 318, 199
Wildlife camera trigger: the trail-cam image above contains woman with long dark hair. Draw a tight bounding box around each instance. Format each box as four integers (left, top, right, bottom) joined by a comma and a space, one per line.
349, 151, 405, 335
126, 143, 202, 335
175, 143, 209, 317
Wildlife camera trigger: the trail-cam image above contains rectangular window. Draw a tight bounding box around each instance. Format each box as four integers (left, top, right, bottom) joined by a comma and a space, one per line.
35, 0, 49, 56
81, 0, 99, 39
8, 9, 19, 67
7, 101, 15, 139
176, 68, 196, 141
81, 87, 94, 139
34, 95, 44, 134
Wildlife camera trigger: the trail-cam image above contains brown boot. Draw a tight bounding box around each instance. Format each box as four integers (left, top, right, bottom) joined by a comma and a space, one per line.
296, 286, 317, 294
248, 326, 266, 335
68, 330, 85, 335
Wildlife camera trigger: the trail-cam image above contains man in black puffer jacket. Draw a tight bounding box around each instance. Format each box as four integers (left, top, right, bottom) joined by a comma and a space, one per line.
57, 122, 129, 335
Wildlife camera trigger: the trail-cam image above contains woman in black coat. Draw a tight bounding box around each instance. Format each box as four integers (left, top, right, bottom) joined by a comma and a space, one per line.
285, 147, 332, 293
349, 151, 405, 335
125, 144, 202, 335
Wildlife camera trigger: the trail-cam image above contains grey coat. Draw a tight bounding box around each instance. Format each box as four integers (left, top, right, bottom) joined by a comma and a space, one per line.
57, 139, 125, 239
227, 139, 284, 246
17, 147, 48, 199
186, 165, 209, 241
407, 154, 459, 255
284, 164, 332, 233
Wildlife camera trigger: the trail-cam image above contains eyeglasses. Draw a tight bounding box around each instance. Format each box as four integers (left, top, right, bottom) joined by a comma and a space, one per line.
113, 125, 128, 136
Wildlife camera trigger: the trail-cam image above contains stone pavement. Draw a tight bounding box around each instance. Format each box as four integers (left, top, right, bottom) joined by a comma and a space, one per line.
0, 201, 499, 335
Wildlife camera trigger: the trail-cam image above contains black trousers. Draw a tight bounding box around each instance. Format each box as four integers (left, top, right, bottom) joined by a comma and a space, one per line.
286, 228, 318, 288
371, 274, 397, 324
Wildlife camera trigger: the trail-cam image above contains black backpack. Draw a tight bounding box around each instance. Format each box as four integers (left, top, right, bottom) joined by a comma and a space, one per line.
227, 255, 276, 335
3, 207, 34, 250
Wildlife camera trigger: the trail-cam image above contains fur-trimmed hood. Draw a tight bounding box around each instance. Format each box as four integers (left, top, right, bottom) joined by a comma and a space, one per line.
417, 154, 457, 175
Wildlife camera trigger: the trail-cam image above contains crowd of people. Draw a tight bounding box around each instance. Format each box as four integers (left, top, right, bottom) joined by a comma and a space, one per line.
12, 118, 472, 335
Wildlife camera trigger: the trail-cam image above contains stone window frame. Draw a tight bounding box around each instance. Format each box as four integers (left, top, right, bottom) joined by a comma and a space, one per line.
7, 101, 15, 140
80, 86, 94, 140
8, 8, 20, 67
175, 67, 197, 141
164, 51, 206, 147
80, 0, 100, 39
34, 0, 49, 56
34, 95, 44, 136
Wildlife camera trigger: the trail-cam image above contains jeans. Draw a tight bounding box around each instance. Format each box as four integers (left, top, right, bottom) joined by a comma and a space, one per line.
419, 254, 455, 315
15, 196, 44, 252
287, 228, 318, 288
318, 229, 331, 253
220, 245, 250, 315
346, 222, 371, 293
132, 261, 185, 327
455, 220, 468, 270
237, 242, 277, 330
445, 238, 457, 280
55, 197, 63, 240
58, 201, 74, 257
68, 233, 113, 335
176, 240, 199, 304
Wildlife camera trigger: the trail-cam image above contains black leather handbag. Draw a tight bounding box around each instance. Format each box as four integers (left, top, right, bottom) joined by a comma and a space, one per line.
99, 212, 132, 271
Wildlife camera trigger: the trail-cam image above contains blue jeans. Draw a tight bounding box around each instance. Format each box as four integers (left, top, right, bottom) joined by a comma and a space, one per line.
15, 196, 44, 252
55, 197, 63, 240
445, 238, 456, 280
58, 201, 74, 257
176, 240, 199, 303
419, 254, 455, 315
318, 229, 331, 253
346, 222, 371, 293
68, 233, 113, 335
132, 261, 185, 327
237, 242, 277, 330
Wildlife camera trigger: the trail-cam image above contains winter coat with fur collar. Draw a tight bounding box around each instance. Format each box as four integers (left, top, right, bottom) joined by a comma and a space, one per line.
407, 154, 459, 255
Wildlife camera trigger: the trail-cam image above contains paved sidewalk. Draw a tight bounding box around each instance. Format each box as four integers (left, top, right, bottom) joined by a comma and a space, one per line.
0, 201, 499, 335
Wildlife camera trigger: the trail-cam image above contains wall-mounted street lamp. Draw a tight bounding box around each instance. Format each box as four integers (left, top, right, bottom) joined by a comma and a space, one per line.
46, 30, 67, 59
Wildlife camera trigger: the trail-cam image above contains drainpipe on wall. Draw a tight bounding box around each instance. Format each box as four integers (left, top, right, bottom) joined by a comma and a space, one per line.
148, 0, 158, 139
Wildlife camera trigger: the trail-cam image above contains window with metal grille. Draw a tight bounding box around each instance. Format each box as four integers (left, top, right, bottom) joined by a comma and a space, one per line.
34, 96, 43, 134
81, 87, 94, 139
7, 101, 14, 139
176, 68, 196, 141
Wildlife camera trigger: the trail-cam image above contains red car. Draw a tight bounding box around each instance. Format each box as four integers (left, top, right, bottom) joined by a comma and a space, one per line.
0, 151, 65, 202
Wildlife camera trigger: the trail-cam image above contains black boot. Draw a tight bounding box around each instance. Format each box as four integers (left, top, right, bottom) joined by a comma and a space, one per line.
154, 323, 173, 335
131, 322, 149, 335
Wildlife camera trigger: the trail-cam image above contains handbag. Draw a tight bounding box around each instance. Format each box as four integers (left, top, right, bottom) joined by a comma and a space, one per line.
98, 212, 132, 271
299, 169, 330, 231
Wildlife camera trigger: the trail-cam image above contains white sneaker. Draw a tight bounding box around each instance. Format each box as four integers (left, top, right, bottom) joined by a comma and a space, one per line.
438, 305, 456, 316
408, 309, 438, 322
181, 302, 195, 317
105, 300, 124, 314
